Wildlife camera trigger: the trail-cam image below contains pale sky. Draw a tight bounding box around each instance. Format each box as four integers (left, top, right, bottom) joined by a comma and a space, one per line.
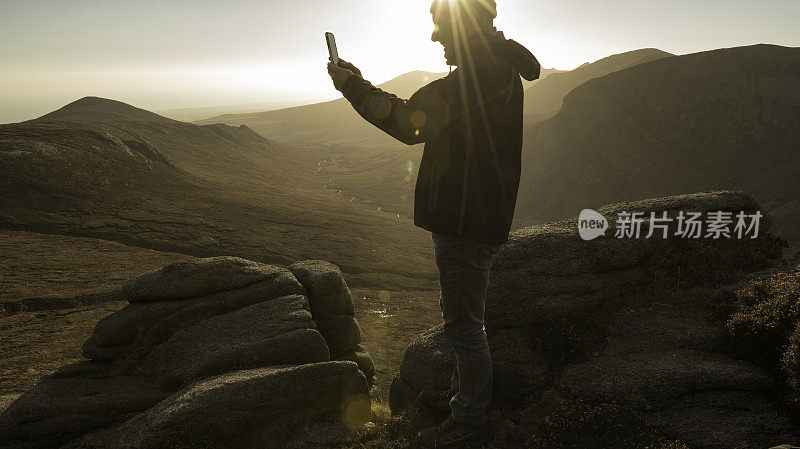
1, 0, 799, 123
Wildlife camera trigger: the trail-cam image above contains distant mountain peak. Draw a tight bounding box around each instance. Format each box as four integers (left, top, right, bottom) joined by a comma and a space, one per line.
34, 96, 175, 123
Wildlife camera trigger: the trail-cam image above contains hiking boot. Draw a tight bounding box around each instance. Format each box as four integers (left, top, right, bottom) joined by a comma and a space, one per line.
417, 389, 454, 415
414, 414, 493, 449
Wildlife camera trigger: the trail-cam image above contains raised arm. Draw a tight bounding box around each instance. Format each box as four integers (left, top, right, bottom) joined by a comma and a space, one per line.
328, 59, 518, 146
327, 61, 450, 145
344, 75, 452, 145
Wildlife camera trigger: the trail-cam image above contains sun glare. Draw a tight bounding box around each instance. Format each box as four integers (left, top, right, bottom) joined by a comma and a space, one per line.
345, 0, 449, 80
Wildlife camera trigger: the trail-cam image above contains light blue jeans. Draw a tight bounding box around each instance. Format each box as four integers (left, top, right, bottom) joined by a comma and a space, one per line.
431, 232, 502, 424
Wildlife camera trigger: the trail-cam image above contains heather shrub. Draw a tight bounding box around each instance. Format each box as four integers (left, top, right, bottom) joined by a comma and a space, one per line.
781, 321, 800, 407
525, 399, 687, 449
726, 271, 800, 369
726, 269, 800, 412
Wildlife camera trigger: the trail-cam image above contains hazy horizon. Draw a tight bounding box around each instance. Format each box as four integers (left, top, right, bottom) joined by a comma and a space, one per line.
2, 0, 799, 124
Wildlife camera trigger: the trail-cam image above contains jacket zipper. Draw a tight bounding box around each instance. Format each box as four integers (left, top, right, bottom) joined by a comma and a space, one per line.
457, 139, 471, 237
428, 159, 441, 214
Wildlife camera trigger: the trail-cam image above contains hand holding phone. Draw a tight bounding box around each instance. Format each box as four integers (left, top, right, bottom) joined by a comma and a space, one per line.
325, 32, 339, 66
326, 32, 365, 91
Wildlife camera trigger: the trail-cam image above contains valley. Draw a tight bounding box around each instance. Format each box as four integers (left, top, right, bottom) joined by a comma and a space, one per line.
0, 97, 440, 292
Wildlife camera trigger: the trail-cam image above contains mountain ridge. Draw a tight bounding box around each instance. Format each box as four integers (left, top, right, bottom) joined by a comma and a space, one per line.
197, 70, 452, 147
34, 96, 177, 124
197, 66, 559, 147
523, 48, 674, 120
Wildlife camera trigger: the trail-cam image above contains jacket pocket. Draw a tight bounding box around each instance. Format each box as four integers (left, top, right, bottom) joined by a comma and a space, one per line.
428, 159, 441, 214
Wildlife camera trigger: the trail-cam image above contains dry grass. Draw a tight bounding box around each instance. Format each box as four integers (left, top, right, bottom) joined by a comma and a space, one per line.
351, 288, 442, 397
0, 302, 125, 394
0, 229, 191, 302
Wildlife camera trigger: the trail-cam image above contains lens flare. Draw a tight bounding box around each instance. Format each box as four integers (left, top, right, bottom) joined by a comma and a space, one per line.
340, 393, 372, 429
411, 110, 427, 127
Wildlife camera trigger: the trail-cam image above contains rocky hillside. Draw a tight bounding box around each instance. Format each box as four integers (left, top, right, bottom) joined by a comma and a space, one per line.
390, 191, 799, 449
0, 257, 375, 449
515, 44, 800, 248
0, 97, 439, 290
523, 48, 674, 121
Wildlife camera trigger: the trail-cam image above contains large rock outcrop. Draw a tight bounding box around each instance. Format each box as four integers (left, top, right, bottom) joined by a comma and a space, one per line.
391, 191, 799, 448
65, 362, 369, 449
0, 257, 374, 449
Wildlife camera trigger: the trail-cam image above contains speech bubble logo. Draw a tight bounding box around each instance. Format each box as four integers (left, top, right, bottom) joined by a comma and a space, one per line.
578, 209, 608, 241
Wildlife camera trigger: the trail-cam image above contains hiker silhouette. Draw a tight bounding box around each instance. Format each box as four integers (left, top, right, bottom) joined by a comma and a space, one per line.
328, 1, 539, 447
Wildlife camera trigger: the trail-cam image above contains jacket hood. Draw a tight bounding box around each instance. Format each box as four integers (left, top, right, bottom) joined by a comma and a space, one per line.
493, 37, 541, 81
467, 29, 541, 81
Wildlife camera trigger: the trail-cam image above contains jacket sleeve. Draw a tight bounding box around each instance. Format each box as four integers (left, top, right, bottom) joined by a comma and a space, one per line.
340, 75, 451, 145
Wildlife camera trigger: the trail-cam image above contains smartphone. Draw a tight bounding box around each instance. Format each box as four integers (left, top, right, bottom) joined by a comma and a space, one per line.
325, 32, 340, 66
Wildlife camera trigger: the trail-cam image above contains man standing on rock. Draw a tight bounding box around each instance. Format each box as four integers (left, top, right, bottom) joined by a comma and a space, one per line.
328, 0, 539, 447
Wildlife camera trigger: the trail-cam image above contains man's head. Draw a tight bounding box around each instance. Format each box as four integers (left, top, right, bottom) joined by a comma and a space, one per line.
430, 0, 497, 65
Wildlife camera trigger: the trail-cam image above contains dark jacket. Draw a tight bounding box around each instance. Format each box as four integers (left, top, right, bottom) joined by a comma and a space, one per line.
341, 30, 540, 245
